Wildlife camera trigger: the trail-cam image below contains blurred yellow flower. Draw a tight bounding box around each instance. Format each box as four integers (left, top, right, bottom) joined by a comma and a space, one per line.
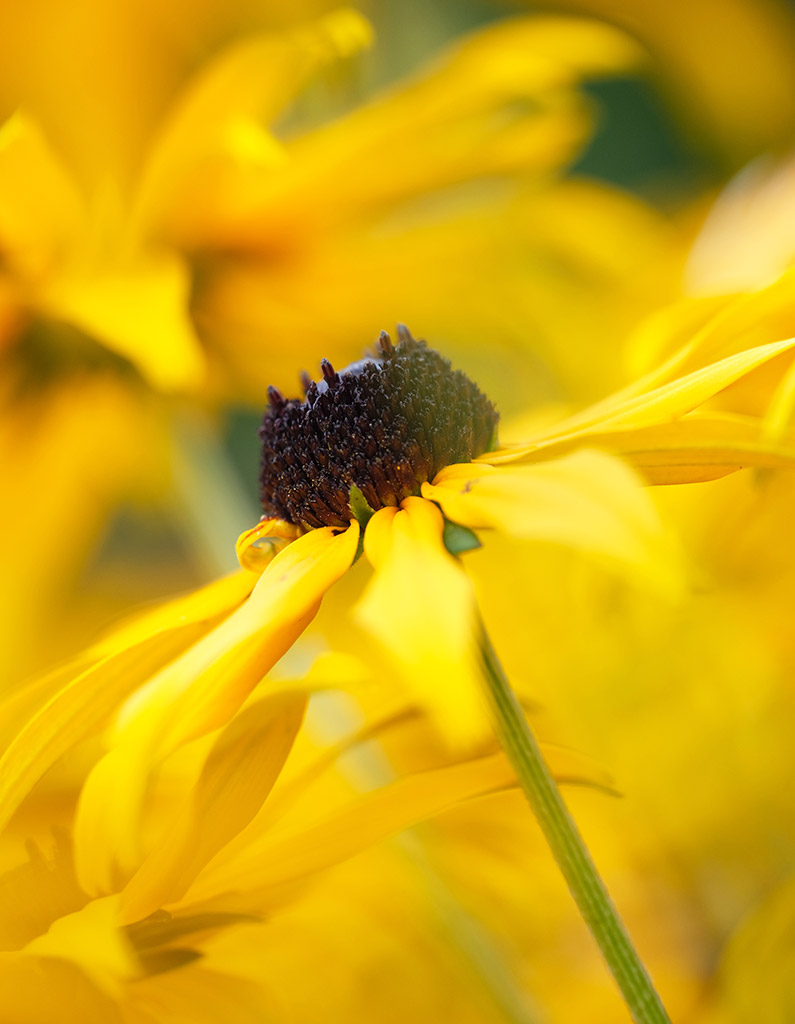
517, 0, 795, 165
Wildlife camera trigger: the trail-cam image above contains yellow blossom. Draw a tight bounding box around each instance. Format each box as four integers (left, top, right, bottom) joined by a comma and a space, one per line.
4, 311, 795, 1020
0, 10, 680, 686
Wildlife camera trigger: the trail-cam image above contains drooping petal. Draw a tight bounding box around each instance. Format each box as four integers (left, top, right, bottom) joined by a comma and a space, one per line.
0, 624, 214, 837
0, 571, 257, 834
182, 743, 610, 915
424, 450, 682, 594
118, 692, 306, 924
90, 570, 260, 662
355, 498, 485, 746
74, 524, 358, 895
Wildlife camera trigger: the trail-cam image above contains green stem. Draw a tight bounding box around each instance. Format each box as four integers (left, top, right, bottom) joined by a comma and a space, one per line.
479, 626, 671, 1024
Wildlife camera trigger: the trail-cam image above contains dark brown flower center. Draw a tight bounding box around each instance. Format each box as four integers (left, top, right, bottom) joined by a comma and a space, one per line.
258, 326, 499, 529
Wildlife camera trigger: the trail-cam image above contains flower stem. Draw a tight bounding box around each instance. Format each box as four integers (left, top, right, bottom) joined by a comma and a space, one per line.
479, 626, 671, 1024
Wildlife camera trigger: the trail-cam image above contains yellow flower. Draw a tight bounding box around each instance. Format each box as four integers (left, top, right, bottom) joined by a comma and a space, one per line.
233, 325, 795, 743
12, 323, 764, 792
6, 322, 795, 1019
0, 10, 677, 684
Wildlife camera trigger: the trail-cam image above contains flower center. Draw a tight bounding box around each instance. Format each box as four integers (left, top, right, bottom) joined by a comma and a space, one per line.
259, 326, 499, 529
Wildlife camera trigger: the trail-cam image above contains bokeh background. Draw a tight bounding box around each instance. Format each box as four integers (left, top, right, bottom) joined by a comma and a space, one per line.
3, 1, 795, 1020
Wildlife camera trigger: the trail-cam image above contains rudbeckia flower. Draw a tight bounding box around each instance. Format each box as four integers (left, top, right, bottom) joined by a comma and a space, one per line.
8, 322, 795, 1022
234, 324, 795, 738
0, 9, 679, 686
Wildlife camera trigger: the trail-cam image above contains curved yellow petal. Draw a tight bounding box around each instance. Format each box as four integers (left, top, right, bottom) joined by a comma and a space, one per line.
133, 8, 373, 237
356, 498, 485, 746
485, 335, 795, 465
425, 450, 682, 594
631, 269, 795, 382
208, 16, 639, 249
183, 743, 609, 913
0, 571, 256, 835
235, 518, 302, 574
0, 623, 215, 837
119, 692, 306, 924
90, 570, 259, 662
44, 254, 205, 392
189, 754, 513, 911
74, 524, 358, 895
535, 412, 795, 484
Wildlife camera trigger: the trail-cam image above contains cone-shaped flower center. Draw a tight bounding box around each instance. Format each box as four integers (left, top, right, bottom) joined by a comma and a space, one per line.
259, 326, 499, 528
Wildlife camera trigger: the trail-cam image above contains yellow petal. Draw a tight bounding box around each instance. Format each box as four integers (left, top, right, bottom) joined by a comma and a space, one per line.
0, 111, 83, 280
486, 335, 795, 464
764, 344, 795, 439
44, 253, 205, 392
631, 269, 795, 382
555, 412, 795, 484
235, 518, 302, 574
119, 692, 306, 924
0, 622, 216, 837
74, 524, 358, 895
90, 570, 259, 662
0, 956, 121, 1023
23, 896, 135, 996
209, 16, 638, 248
133, 8, 373, 237
425, 451, 681, 594
184, 743, 607, 913
0, 571, 256, 834
355, 498, 485, 746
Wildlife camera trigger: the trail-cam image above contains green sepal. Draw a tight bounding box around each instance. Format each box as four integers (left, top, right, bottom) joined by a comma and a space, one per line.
349, 485, 376, 562
348, 484, 376, 530
443, 519, 481, 556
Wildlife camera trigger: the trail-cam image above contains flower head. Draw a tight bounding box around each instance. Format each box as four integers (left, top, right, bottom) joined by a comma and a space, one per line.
232, 325, 795, 743
259, 326, 498, 529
